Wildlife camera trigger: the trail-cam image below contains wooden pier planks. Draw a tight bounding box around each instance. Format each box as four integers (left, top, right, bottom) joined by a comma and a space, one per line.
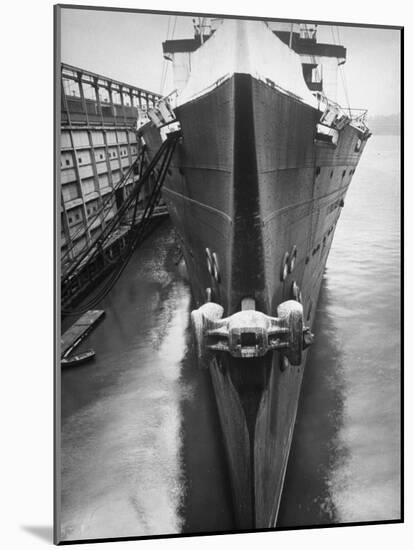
61, 310, 105, 358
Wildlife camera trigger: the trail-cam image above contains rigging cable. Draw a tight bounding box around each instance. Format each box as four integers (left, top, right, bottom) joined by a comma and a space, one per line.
61, 151, 145, 268
61, 153, 141, 262
62, 149, 174, 315
160, 16, 177, 96
62, 133, 180, 315
332, 26, 352, 116
62, 139, 168, 284
159, 16, 171, 95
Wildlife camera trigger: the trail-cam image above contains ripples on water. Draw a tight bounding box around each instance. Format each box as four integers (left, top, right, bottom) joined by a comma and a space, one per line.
60, 230, 190, 540
278, 135, 401, 526
60, 135, 400, 541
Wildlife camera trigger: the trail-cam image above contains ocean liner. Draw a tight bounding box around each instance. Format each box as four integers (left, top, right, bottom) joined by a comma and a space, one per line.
140, 18, 370, 529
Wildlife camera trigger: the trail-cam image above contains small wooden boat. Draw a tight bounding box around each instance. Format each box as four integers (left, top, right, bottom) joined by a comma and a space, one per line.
61, 349, 96, 367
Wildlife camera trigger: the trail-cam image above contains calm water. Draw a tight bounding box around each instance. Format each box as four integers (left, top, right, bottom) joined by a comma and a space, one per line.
60, 135, 400, 541
279, 134, 401, 526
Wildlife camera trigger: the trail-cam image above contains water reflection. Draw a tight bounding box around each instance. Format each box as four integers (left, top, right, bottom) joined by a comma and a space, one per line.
60, 135, 400, 539
279, 135, 401, 526
179, 336, 235, 533
60, 227, 191, 541
278, 277, 346, 526
326, 135, 400, 523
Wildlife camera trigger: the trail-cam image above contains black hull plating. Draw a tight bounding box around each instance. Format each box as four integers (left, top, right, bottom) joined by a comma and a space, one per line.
141, 73, 367, 529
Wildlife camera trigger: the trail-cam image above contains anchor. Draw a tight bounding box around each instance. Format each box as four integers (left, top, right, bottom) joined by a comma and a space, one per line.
191, 298, 314, 366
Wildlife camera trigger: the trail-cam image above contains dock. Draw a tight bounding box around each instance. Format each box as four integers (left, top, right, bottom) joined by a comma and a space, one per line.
61, 310, 105, 358
60, 63, 168, 312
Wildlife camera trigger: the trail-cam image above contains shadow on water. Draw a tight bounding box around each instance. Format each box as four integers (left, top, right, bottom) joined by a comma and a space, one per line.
179, 323, 235, 533
61, 223, 181, 419
278, 275, 347, 527
60, 222, 192, 540
60, 221, 235, 540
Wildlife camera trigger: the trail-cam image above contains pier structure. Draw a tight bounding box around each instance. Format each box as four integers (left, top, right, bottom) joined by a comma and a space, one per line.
61, 309, 105, 358
60, 63, 163, 262
60, 64, 176, 311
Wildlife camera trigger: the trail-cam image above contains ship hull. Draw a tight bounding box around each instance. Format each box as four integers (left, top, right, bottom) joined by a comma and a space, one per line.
141, 72, 367, 529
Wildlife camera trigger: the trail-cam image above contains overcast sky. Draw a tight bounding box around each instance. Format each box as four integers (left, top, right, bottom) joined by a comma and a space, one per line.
60, 7, 400, 117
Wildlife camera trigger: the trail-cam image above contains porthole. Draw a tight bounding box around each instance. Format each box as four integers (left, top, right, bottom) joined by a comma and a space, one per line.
312, 244, 320, 256
205, 249, 220, 284
205, 248, 213, 276
330, 170, 333, 178
342, 169, 346, 178
212, 252, 220, 283
315, 166, 321, 176
289, 245, 297, 273
280, 252, 289, 281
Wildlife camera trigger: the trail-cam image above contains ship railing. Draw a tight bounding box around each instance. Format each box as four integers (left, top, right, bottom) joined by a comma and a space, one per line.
349, 110, 370, 133
315, 92, 369, 133
160, 89, 179, 110
138, 90, 179, 129
147, 94, 177, 128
